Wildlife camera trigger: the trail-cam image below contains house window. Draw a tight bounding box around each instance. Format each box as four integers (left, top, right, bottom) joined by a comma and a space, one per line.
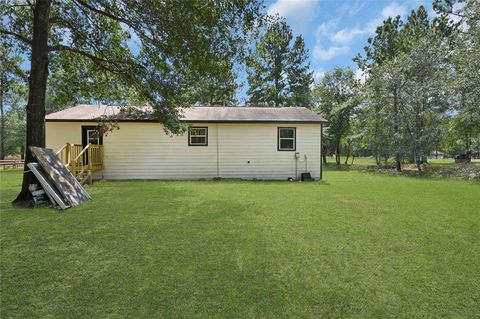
86, 129, 100, 145
188, 127, 208, 146
278, 127, 296, 151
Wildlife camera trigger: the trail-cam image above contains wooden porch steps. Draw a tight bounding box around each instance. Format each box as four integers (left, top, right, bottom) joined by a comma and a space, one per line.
56, 143, 104, 184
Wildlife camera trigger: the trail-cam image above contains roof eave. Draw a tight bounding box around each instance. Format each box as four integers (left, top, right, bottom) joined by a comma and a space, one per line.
181, 120, 327, 124
45, 118, 327, 124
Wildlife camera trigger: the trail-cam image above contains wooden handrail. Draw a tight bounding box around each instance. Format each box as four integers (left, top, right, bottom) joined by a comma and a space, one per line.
88, 145, 93, 168
56, 143, 68, 155
55, 143, 103, 182
73, 144, 90, 163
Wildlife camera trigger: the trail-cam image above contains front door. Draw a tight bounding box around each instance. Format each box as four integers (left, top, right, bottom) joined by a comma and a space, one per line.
82, 126, 103, 164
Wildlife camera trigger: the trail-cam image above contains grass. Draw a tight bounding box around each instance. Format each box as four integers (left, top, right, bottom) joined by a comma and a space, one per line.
1, 169, 479, 318
325, 155, 480, 167
325, 155, 378, 166
428, 158, 480, 165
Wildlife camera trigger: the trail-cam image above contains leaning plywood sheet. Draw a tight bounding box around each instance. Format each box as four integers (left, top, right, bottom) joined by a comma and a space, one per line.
27, 163, 70, 209
30, 146, 91, 207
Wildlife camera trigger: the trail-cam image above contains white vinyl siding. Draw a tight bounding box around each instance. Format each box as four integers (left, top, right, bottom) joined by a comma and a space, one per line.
217, 124, 319, 179
45, 121, 90, 151
103, 123, 217, 179
46, 122, 321, 180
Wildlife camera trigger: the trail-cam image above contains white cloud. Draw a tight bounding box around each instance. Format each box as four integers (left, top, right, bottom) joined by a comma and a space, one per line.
381, 2, 407, 20
334, 2, 407, 44
267, 0, 318, 20
362, 1, 407, 33
313, 19, 348, 60
355, 68, 368, 84
267, 0, 319, 33
313, 68, 325, 82
331, 28, 365, 44
448, 2, 468, 31
315, 19, 339, 38
314, 45, 349, 61
312, 1, 408, 62
337, 0, 364, 16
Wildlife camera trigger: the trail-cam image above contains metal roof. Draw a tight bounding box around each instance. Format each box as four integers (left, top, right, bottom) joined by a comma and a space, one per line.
45, 104, 327, 124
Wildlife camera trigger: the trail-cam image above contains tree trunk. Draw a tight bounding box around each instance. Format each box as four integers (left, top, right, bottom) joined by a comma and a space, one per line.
335, 141, 341, 166
395, 153, 401, 171
416, 159, 422, 173
465, 131, 471, 151
322, 153, 327, 164
12, 0, 51, 207
344, 142, 350, 165
0, 84, 5, 160
393, 89, 401, 172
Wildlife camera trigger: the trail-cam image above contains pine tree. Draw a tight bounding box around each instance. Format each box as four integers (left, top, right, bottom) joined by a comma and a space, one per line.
357, 5, 453, 172
287, 36, 313, 107
246, 19, 313, 107
355, 16, 409, 171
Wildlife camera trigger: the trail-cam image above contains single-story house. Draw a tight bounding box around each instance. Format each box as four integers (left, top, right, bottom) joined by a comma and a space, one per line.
45, 105, 327, 180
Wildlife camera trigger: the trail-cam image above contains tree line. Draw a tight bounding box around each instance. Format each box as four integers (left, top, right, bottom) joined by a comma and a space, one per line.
315, 0, 480, 171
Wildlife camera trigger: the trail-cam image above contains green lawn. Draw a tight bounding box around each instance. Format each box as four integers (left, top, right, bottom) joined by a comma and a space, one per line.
1, 169, 479, 318
325, 155, 378, 166
325, 155, 480, 167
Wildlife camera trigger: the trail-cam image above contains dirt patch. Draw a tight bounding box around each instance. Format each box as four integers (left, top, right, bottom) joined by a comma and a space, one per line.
421, 163, 480, 181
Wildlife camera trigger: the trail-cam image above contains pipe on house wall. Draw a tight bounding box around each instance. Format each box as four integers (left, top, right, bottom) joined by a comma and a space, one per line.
295, 153, 298, 179
216, 124, 220, 177
320, 123, 323, 180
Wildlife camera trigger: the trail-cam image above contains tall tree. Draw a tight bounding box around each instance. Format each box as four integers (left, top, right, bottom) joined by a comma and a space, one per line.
355, 15, 407, 171
401, 14, 450, 170
435, 0, 480, 156
0, 37, 26, 160
403, 45, 448, 169
359, 69, 394, 166
246, 18, 313, 107
313, 67, 360, 165
2, 85, 27, 159
0, 49, 7, 160
287, 36, 314, 107
185, 60, 239, 106
45, 51, 145, 113
356, 5, 456, 171
1, 0, 262, 206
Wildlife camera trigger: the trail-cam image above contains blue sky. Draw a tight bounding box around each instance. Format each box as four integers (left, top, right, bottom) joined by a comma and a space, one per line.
264, 0, 435, 84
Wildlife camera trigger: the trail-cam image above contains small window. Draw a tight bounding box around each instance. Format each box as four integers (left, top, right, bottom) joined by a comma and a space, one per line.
278, 127, 296, 151
188, 127, 208, 146
87, 130, 100, 145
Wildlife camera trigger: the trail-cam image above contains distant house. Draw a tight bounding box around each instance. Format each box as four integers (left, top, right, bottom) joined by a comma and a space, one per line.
45, 105, 327, 180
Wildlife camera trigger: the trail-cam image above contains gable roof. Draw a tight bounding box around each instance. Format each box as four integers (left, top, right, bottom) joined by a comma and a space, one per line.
45, 104, 327, 124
